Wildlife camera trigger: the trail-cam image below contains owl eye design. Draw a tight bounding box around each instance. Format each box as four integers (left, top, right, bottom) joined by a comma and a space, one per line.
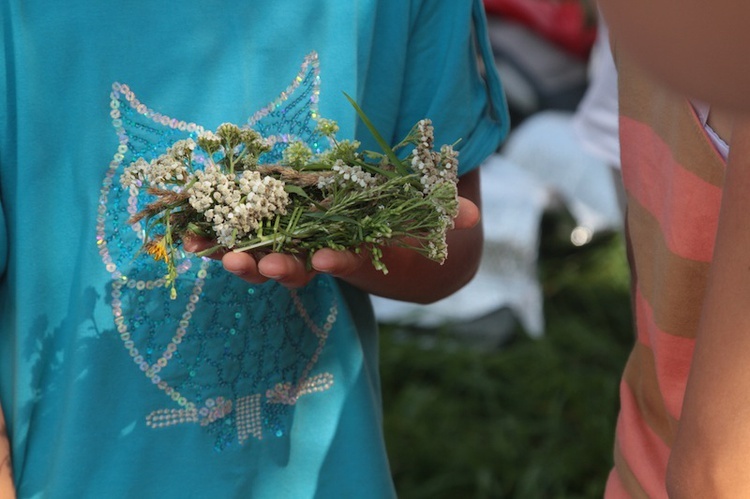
96, 52, 338, 451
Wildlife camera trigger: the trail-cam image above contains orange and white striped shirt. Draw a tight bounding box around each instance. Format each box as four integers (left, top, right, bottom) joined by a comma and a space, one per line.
605, 53, 727, 498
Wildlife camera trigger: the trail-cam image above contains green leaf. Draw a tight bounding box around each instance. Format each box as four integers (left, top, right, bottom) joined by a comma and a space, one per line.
343, 92, 409, 177
186, 222, 212, 238
284, 184, 311, 198
357, 162, 399, 179
305, 212, 359, 224
284, 184, 329, 211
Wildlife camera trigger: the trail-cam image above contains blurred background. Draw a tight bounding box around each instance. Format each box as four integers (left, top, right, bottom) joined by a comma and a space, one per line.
377, 1, 634, 497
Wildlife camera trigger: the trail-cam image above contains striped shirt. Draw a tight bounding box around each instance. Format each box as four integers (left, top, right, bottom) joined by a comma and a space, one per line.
605, 53, 727, 498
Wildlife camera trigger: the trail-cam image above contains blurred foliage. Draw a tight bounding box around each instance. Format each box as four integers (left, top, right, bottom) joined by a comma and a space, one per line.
380, 211, 633, 498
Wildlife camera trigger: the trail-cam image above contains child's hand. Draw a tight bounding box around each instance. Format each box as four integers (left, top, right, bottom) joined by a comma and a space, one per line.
0, 404, 15, 499
452, 196, 481, 230
225, 249, 362, 288
182, 195, 480, 288
182, 236, 324, 288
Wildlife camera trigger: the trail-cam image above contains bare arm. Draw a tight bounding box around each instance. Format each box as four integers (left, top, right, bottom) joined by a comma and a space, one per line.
0, 403, 15, 499
597, 0, 750, 112
185, 168, 484, 304
666, 118, 750, 496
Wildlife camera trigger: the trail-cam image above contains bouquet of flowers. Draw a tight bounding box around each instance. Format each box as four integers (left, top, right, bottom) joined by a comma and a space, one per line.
122, 96, 460, 296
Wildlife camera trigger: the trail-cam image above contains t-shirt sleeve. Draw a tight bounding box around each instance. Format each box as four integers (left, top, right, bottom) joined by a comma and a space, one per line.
397, 0, 509, 176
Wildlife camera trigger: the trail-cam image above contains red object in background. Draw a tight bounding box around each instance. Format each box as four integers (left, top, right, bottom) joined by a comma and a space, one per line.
483, 0, 596, 59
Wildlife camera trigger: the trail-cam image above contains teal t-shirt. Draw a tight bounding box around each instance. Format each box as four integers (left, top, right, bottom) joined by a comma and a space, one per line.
0, 1, 507, 497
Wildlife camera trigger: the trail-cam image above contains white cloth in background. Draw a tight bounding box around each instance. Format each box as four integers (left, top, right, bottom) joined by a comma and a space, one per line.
571, 18, 620, 168
502, 110, 622, 236
371, 154, 550, 337
373, 16, 623, 338
372, 108, 623, 336
691, 99, 730, 161
372, 111, 622, 338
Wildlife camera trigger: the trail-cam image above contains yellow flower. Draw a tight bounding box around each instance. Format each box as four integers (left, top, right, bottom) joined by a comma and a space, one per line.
145, 237, 169, 262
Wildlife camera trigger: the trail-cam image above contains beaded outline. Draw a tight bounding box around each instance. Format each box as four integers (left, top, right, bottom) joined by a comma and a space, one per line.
96, 51, 339, 442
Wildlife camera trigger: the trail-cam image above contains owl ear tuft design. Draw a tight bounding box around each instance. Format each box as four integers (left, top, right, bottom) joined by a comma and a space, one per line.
98, 52, 338, 451
246, 51, 330, 164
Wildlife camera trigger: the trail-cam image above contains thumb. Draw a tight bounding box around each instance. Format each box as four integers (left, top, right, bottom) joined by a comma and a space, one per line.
453, 197, 481, 230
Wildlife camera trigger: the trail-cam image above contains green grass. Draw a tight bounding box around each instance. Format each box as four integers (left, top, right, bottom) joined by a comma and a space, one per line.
380, 212, 634, 498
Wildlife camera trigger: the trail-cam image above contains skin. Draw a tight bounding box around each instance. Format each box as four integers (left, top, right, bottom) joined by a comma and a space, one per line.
665, 116, 750, 497
184, 168, 484, 304
597, 0, 750, 112
595, 1, 750, 494
0, 161, 481, 499
0, 174, 481, 499
0, 408, 14, 499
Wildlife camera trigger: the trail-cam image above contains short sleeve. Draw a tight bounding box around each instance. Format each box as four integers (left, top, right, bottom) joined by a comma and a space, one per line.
397, 0, 509, 175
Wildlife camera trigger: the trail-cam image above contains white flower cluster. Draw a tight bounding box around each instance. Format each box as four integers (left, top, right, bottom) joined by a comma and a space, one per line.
282, 141, 313, 168
315, 118, 340, 137
120, 157, 150, 190
120, 145, 191, 192
187, 163, 290, 247
417, 119, 435, 149
124, 111, 462, 275
148, 156, 189, 189
317, 160, 378, 190
409, 119, 459, 194
438, 144, 459, 184
196, 130, 222, 154
426, 235, 449, 262
197, 125, 273, 163
167, 138, 196, 160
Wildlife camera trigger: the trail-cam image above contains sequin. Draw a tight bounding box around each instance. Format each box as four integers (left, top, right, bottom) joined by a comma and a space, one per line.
99, 53, 339, 450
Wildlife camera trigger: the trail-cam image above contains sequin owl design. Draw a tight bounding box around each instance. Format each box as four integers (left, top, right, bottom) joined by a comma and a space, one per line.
96, 52, 339, 450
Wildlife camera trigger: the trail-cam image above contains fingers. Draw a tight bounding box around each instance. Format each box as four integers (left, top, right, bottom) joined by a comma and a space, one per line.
454, 197, 481, 230
184, 236, 317, 287
221, 251, 269, 285
221, 251, 316, 288
182, 235, 226, 260
311, 248, 364, 276
256, 253, 316, 288
183, 202, 471, 287
201, 247, 361, 288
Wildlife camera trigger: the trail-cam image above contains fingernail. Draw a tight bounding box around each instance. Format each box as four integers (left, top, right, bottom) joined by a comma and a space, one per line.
259, 270, 282, 279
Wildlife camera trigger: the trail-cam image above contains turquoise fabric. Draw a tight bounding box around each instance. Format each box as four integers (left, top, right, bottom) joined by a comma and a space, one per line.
0, 1, 507, 497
